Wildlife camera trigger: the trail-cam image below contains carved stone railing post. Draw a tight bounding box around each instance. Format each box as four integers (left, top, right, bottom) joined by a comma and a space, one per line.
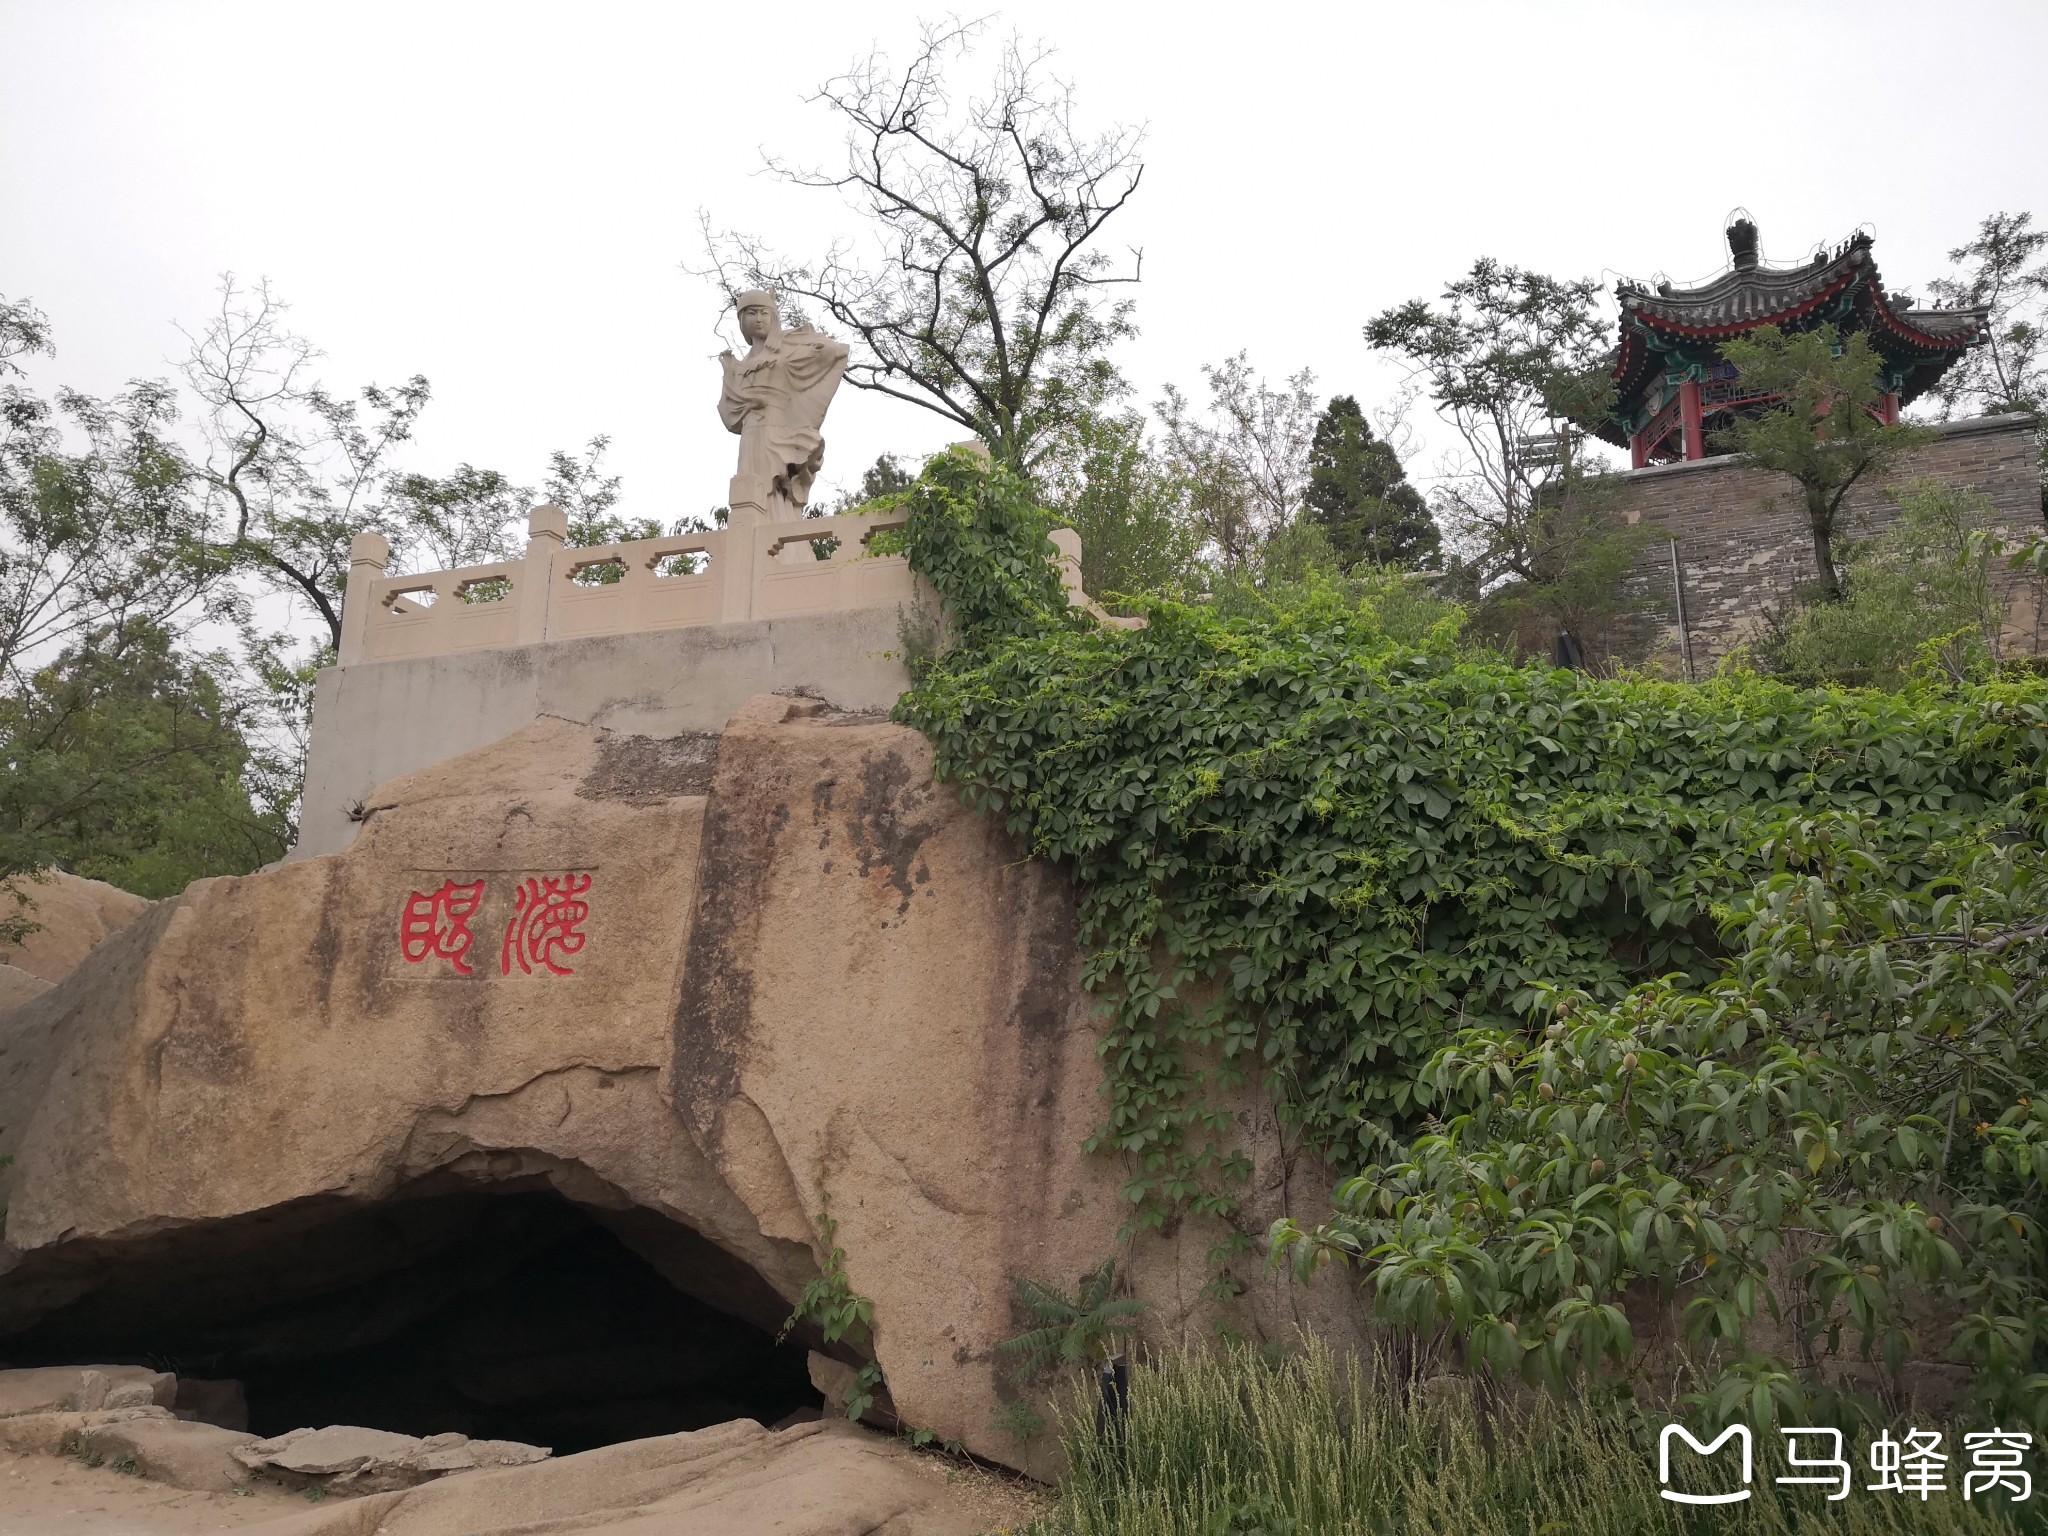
722, 476, 768, 624
519, 503, 567, 644
1049, 527, 1085, 602
338, 531, 391, 666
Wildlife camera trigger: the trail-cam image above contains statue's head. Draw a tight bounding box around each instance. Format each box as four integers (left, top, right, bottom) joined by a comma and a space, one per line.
735, 290, 779, 346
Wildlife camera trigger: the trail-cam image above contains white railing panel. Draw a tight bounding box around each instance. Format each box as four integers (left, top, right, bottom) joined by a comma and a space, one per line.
337, 498, 1122, 669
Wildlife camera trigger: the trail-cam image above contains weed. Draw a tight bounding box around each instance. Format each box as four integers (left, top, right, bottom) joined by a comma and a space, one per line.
845, 1360, 884, 1422
1030, 1338, 2038, 1535
991, 1398, 1049, 1444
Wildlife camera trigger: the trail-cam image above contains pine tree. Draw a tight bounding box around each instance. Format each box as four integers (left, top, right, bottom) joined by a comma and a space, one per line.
1303, 396, 1440, 570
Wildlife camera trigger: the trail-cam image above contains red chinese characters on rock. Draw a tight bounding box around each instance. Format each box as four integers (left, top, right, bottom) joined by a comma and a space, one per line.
500, 873, 593, 977
398, 878, 488, 976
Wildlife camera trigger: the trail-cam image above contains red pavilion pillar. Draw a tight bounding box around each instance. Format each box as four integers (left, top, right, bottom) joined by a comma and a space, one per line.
1679, 378, 1706, 462
1629, 431, 1648, 470
1880, 391, 1901, 426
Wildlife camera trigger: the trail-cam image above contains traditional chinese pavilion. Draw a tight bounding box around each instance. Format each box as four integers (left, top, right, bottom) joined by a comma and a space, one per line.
1599, 218, 1989, 466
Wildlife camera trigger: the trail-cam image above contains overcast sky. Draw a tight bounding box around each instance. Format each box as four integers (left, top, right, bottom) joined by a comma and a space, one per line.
5, 0, 2047, 550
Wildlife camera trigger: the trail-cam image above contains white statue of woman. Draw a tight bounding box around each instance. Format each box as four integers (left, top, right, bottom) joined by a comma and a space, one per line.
718, 290, 849, 520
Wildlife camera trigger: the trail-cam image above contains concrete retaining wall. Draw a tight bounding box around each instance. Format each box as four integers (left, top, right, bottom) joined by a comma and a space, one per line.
293, 608, 913, 859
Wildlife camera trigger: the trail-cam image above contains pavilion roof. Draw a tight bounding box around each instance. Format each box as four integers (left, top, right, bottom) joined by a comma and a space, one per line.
1600, 224, 1989, 449
1617, 234, 1984, 346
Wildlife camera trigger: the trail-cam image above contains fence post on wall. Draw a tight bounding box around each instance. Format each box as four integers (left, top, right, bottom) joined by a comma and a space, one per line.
338, 531, 390, 666
722, 476, 767, 623
1669, 537, 1695, 682
520, 503, 567, 644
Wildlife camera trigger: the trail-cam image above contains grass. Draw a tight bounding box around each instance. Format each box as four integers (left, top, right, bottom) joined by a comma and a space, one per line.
1024, 1338, 2045, 1535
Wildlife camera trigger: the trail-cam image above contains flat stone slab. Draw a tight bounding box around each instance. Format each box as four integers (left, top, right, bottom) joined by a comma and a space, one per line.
233, 1424, 553, 1492
261, 1424, 422, 1476
81, 1416, 257, 1491
0, 1365, 173, 1418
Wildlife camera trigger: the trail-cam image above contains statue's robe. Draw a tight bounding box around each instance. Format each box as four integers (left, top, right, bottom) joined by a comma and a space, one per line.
718, 326, 850, 518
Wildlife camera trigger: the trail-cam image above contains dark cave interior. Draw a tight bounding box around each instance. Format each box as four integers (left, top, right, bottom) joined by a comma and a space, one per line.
0, 1186, 822, 1454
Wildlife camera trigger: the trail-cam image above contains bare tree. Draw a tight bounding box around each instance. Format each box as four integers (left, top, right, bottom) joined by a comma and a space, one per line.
699, 21, 1143, 471
183, 278, 430, 651
1156, 355, 1318, 569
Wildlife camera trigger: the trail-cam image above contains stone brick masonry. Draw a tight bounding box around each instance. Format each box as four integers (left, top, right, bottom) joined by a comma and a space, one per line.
1604, 413, 2042, 674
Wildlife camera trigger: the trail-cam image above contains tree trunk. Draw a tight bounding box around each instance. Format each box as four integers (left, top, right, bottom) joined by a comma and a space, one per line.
1806, 489, 1842, 600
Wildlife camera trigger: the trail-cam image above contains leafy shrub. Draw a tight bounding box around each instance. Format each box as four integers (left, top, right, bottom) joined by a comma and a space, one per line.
1761, 479, 2009, 688
999, 1259, 1147, 1380
868, 445, 1073, 648
1275, 814, 2048, 1426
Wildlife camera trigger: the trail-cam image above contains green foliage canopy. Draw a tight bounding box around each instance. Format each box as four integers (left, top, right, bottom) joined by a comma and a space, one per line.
1302, 395, 1438, 571
0, 625, 292, 898
1038, 410, 1207, 607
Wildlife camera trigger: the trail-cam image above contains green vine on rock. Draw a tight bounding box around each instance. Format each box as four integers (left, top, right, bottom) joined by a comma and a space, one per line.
781, 1204, 882, 1420
780, 1204, 874, 1346
889, 452, 2048, 1258
867, 445, 1075, 649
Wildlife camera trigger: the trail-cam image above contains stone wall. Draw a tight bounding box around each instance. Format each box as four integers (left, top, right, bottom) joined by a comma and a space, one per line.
1605, 413, 2042, 673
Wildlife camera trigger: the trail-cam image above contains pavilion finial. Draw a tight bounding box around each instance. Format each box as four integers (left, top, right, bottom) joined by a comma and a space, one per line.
1726, 216, 1760, 271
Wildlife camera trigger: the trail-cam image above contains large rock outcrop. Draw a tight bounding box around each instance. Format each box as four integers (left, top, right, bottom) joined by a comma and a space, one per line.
0, 869, 149, 1013
0, 695, 1356, 1472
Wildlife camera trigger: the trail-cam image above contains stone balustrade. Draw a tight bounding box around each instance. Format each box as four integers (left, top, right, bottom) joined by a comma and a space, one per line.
339, 475, 1123, 668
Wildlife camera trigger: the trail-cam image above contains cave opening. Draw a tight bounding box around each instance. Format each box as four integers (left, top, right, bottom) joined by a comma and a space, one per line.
0, 1186, 823, 1454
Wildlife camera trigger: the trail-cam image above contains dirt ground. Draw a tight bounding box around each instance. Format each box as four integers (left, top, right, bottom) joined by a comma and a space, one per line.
0, 1446, 313, 1534
894, 1449, 1053, 1534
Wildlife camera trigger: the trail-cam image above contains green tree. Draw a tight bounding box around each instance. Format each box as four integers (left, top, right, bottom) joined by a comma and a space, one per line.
1302, 395, 1438, 570
702, 20, 1142, 472
382, 464, 529, 570
835, 453, 916, 513
545, 435, 660, 547
1, 298, 254, 903
1928, 210, 2048, 418
1038, 411, 1204, 606
0, 625, 291, 897
2, 309, 215, 702
1366, 260, 1639, 658
1718, 323, 1935, 599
